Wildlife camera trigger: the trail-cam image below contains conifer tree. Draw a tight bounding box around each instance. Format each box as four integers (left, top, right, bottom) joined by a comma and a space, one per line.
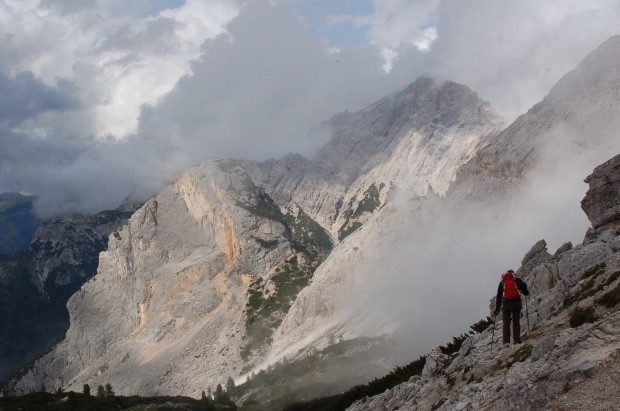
226, 376, 235, 393
83, 384, 91, 396
214, 383, 224, 401
104, 383, 114, 397
96, 385, 105, 398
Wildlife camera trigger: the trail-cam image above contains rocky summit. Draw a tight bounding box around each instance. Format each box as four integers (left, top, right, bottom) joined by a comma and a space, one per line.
348, 154, 620, 411
5, 36, 620, 410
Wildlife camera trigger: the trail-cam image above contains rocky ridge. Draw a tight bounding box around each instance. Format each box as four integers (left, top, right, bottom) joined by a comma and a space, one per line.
348, 154, 620, 410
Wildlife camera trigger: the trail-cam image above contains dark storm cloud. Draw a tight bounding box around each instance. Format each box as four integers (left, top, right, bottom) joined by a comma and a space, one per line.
0, 70, 78, 126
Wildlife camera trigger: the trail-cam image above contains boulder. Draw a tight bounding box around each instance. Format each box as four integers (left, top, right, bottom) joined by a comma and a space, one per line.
581, 153, 620, 230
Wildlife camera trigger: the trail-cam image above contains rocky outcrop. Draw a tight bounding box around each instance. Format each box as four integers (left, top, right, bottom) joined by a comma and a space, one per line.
247, 76, 504, 239
581, 153, 620, 231
27, 208, 137, 291
348, 157, 620, 409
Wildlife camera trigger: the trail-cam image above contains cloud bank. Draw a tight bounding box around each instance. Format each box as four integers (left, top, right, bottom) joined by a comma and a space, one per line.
0, 0, 619, 216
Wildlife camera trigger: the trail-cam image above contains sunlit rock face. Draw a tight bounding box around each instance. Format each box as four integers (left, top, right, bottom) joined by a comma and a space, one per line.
12, 162, 299, 395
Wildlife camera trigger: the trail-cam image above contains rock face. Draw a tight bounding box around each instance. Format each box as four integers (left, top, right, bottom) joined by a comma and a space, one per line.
581, 154, 620, 231
348, 155, 620, 410
27, 208, 138, 291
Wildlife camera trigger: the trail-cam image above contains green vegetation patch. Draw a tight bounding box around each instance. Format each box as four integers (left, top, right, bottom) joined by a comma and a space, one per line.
239, 187, 333, 359
337, 183, 384, 241
283, 208, 333, 255
569, 305, 598, 328
242, 253, 322, 359
508, 344, 533, 365
281, 354, 426, 411
469, 317, 494, 334
439, 334, 467, 356
563, 265, 614, 308
583, 262, 607, 279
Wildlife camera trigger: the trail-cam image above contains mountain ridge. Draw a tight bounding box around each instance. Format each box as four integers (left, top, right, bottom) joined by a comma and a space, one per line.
5, 36, 620, 410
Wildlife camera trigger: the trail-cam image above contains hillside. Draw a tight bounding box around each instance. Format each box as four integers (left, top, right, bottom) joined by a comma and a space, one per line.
345, 153, 620, 410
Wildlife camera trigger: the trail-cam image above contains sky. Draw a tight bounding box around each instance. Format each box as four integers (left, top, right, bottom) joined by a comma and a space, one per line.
1, 0, 620, 216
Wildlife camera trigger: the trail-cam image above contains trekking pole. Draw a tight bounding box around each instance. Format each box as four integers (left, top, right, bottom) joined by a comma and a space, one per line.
525, 296, 530, 333
490, 312, 496, 351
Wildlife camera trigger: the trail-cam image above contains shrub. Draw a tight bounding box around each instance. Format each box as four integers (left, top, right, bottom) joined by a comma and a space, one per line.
597, 282, 620, 308
439, 334, 467, 356
569, 306, 597, 328
469, 317, 493, 334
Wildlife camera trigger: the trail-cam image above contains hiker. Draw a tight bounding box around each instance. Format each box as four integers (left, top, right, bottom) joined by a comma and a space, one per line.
494, 269, 529, 344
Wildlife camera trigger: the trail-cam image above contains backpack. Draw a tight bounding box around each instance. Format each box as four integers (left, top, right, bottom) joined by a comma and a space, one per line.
502, 271, 520, 299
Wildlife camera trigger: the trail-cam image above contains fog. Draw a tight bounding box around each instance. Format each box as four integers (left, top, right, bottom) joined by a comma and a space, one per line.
336, 118, 620, 362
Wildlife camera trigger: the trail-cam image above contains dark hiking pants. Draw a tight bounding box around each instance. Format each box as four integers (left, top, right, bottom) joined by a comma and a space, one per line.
502, 298, 522, 344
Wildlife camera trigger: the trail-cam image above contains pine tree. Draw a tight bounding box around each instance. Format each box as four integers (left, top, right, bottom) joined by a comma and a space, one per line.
226, 376, 235, 393
83, 384, 91, 396
104, 383, 114, 397
214, 383, 224, 402
96, 385, 105, 398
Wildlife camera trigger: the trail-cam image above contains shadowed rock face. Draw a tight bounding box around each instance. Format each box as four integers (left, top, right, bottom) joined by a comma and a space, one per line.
582, 153, 620, 230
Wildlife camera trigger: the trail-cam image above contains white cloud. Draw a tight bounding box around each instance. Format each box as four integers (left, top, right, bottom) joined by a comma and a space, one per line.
423, 0, 620, 121
0, 0, 238, 139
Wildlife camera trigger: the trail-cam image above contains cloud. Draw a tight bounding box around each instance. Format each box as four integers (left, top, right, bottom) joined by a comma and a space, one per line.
136, 2, 399, 162
423, 0, 620, 121
0, 70, 77, 126
1, 0, 620, 218
0, 0, 238, 139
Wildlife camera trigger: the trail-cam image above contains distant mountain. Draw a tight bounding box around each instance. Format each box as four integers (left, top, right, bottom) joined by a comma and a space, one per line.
0, 206, 136, 386
0, 193, 41, 254
6, 36, 620, 411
